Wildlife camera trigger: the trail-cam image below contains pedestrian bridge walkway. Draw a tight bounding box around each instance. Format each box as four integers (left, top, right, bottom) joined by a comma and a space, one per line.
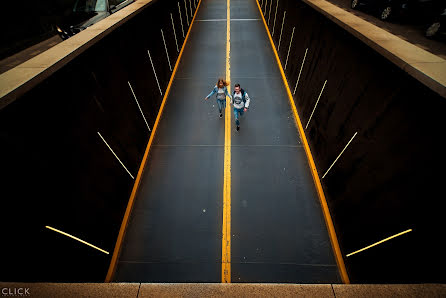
1, 0, 445, 285
109, 0, 344, 283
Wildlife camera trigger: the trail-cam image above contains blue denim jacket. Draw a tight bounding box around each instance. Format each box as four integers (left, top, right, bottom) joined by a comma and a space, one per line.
207, 86, 232, 100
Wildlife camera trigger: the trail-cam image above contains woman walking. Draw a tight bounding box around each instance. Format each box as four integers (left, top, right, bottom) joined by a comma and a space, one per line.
204, 78, 232, 118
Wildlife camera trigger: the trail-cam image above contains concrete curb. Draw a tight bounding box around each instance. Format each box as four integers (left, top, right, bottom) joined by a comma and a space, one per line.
303, 0, 446, 98
0, 0, 153, 110
1, 283, 445, 297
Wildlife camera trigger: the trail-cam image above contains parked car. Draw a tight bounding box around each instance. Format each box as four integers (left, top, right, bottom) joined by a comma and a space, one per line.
351, 0, 395, 20
56, 0, 134, 40
425, 7, 446, 38
350, 0, 442, 22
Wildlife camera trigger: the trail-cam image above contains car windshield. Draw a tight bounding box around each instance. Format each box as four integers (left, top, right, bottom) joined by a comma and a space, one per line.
73, 0, 107, 12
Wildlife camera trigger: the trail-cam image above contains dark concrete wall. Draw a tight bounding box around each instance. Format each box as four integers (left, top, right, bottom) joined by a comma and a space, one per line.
260, 0, 446, 283
0, 0, 198, 282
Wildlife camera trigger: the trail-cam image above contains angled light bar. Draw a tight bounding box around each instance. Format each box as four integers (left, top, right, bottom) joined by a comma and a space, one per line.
45, 226, 109, 255
346, 229, 412, 257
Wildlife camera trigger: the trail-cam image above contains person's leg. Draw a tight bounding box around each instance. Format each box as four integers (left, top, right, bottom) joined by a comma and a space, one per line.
233, 108, 239, 125
234, 108, 241, 131
217, 99, 223, 113
218, 99, 226, 118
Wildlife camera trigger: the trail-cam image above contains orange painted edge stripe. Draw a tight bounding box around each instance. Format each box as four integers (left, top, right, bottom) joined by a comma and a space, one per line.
254, 0, 350, 284
105, 0, 203, 282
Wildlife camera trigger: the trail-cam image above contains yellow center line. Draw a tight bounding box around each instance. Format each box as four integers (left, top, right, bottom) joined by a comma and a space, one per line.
254, 0, 350, 284
222, 0, 231, 284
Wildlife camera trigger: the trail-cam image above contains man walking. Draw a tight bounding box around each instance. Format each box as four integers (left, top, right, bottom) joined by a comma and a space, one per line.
231, 83, 251, 131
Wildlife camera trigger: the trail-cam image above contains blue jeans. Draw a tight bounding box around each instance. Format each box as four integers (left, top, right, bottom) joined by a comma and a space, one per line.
217, 99, 226, 113
233, 107, 244, 125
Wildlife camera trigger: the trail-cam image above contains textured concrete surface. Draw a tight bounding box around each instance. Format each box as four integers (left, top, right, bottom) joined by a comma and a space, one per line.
0, 283, 140, 298
408, 61, 446, 87
14, 45, 83, 68
333, 284, 446, 298
0, 35, 61, 75
0, 67, 47, 109
61, 29, 105, 47
139, 284, 335, 297
1, 283, 445, 297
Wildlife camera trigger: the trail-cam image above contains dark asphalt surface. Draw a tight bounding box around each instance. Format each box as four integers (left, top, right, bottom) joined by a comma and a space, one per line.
114, 0, 225, 282
114, 0, 340, 283
230, 0, 339, 283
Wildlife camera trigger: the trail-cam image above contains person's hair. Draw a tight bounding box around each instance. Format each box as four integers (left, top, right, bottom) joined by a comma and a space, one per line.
217, 78, 229, 87
234, 83, 240, 88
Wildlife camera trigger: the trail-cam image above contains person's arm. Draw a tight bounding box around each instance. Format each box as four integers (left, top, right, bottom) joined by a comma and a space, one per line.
244, 92, 251, 110
205, 86, 217, 100
225, 87, 232, 100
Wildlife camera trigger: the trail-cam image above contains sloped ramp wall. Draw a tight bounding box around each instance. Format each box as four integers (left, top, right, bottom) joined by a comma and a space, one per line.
259, 0, 445, 283
0, 0, 198, 282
